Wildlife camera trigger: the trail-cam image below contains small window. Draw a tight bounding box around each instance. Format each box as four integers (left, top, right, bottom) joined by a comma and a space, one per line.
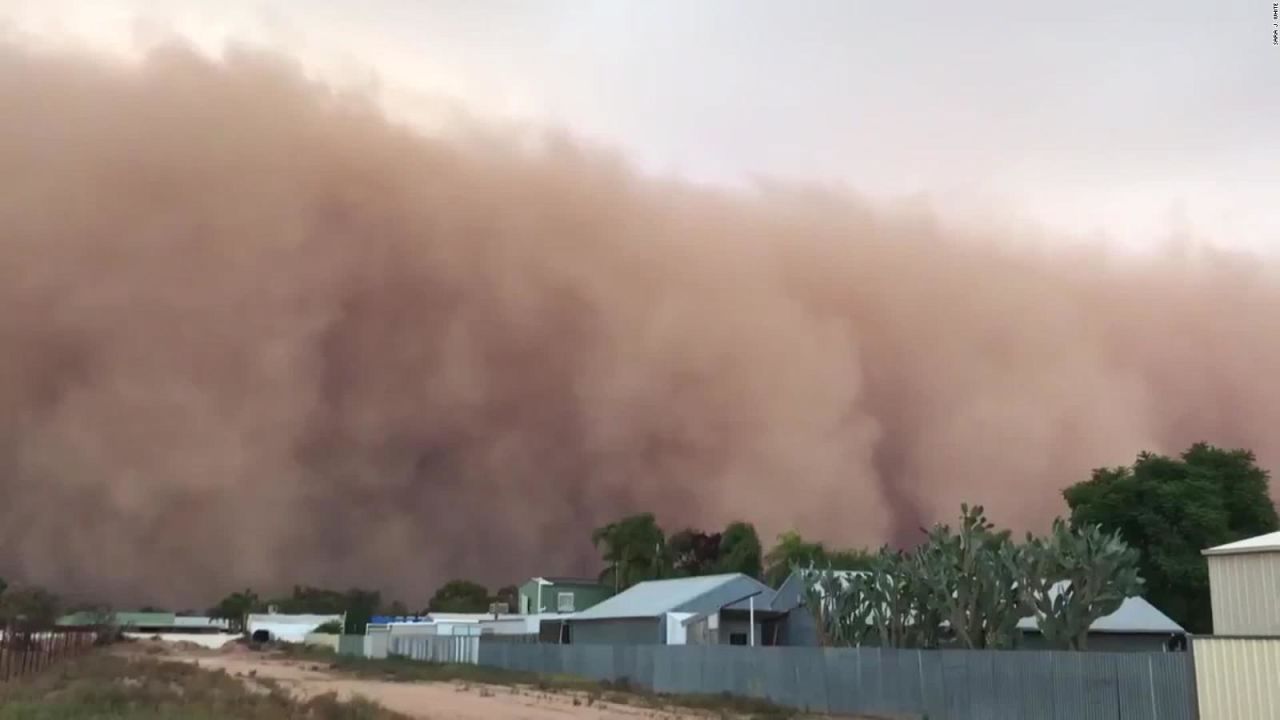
557, 592, 575, 612
729, 633, 748, 646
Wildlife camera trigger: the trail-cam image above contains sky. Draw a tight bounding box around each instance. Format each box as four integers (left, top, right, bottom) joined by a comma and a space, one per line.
2, 0, 1277, 253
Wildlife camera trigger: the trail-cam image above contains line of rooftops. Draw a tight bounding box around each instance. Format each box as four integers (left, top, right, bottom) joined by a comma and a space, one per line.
53, 567, 1192, 651
367, 570, 1188, 652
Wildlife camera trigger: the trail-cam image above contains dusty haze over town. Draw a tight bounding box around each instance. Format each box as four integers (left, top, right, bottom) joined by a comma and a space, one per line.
0, 0, 1277, 606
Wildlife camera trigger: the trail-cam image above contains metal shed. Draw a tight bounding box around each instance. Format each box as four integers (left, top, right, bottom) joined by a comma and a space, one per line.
1203, 531, 1280, 635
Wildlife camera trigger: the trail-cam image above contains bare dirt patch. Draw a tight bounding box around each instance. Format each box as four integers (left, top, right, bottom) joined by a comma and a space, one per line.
169, 651, 734, 719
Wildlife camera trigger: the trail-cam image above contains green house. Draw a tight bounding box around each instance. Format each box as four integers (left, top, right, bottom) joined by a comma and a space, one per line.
517, 577, 612, 615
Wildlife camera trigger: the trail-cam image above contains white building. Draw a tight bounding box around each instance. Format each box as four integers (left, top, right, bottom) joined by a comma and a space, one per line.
246, 613, 341, 643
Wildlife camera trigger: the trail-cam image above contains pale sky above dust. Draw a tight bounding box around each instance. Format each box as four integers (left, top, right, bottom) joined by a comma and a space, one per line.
3, 0, 1277, 252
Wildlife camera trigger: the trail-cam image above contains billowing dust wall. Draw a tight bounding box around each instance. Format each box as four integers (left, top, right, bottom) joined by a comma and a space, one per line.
1, 40, 1278, 605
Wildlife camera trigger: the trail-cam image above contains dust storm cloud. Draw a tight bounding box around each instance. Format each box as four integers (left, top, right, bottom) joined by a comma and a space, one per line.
0, 40, 1276, 606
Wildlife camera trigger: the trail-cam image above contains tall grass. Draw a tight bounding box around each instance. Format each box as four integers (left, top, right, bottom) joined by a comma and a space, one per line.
0, 652, 406, 720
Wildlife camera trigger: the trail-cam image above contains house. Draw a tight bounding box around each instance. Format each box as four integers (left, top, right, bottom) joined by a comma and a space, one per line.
517, 577, 611, 615
772, 570, 1186, 651
1202, 531, 1280, 635
563, 573, 782, 645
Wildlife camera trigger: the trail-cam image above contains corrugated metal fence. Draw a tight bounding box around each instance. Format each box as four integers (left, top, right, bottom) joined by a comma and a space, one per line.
1191, 636, 1280, 720
0, 630, 97, 682
337, 634, 366, 657
390, 635, 480, 664
477, 643, 1196, 720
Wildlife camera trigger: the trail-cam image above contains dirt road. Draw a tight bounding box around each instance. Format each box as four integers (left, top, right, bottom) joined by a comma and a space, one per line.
170, 651, 727, 720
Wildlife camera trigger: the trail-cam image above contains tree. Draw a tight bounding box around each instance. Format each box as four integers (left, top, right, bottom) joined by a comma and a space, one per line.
1022, 519, 1144, 650
491, 586, 518, 613
0, 584, 61, 631
0, 577, 7, 597
827, 548, 874, 572
592, 513, 667, 591
382, 600, 410, 617
270, 586, 346, 615
717, 522, 764, 578
427, 580, 490, 613
1064, 443, 1278, 632
209, 589, 263, 633
342, 589, 382, 633
668, 529, 722, 577
764, 531, 828, 587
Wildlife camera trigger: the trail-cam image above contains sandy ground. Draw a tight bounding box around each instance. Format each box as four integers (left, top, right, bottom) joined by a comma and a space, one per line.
163, 650, 733, 720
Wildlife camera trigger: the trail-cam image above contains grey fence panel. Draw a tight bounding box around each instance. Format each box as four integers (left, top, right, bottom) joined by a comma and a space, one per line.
973, 650, 1002, 720
941, 649, 972, 720
467, 642, 1195, 719
919, 648, 949, 720
876, 649, 903, 714
1152, 650, 1198, 717
854, 648, 878, 713
1117, 654, 1160, 720
989, 651, 1024, 720
610, 644, 635, 686
586, 644, 617, 682
637, 644, 657, 689
701, 645, 736, 696
1085, 653, 1121, 720
757, 649, 790, 706
822, 649, 854, 715
650, 645, 678, 694
1017, 652, 1058, 720
791, 646, 830, 713
1051, 651, 1087, 720
1149, 653, 1197, 720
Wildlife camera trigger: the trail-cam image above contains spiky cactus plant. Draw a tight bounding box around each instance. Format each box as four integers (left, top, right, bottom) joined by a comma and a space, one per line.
914, 504, 1028, 649
1022, 519, 1143, 650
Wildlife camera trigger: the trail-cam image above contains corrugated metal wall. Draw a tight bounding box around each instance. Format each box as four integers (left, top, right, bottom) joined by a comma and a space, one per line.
1192, 636, 1280, 720
1207, 554, 1280, 634
569, 618, 661, 645
390, 635, 480, 664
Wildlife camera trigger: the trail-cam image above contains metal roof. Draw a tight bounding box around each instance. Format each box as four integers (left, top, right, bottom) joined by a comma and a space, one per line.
1203, 531, 1280, 556
172, 616, 230, 629
246, 613, 340, 626
57, 611, 176, 627
1018, 582, 1185, 634
532, 576, 605, 586
570, 574, 771, 621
